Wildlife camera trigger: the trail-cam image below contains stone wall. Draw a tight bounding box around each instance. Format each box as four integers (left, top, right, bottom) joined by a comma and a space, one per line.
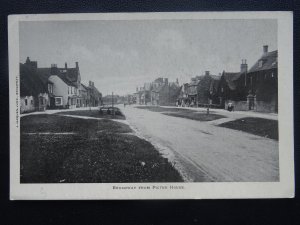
255, 100, 277, 113
225, 100, 248, 111
20, 96, 35, 113
225, 100, 277, 113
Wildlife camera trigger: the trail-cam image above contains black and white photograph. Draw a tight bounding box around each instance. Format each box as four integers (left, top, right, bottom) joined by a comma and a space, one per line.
9, 12, 294, 199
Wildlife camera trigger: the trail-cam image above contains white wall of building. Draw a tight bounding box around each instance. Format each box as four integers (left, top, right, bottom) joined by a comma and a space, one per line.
48, 75, 78, 108
20, 96, 35, 113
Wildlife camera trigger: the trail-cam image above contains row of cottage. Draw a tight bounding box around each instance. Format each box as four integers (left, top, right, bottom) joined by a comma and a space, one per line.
20, 57, 102, 113
133, 45, 278, 113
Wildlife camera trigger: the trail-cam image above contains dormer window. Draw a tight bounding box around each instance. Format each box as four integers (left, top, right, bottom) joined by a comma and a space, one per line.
258, 60, 263, 68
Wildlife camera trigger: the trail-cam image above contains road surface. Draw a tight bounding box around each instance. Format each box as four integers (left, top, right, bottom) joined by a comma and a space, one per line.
121, 105, 279, 182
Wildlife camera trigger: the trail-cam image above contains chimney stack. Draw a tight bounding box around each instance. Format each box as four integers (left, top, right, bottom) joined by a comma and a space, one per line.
176, 78, 179, 84
263, 45, 268, 55
50, 64, 58, 75
26, 57, 30, 64
164, 78, 168, 85
240, 59, 248, 73
76, 62, 79, 69
65, 62, 67, 69
205, 71, 210, 76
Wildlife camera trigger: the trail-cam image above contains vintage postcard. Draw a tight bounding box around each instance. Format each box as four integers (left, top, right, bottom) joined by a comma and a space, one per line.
9, 12, 294, 199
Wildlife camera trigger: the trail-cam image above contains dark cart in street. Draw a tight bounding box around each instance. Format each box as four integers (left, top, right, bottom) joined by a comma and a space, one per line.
99, 106, 122, 116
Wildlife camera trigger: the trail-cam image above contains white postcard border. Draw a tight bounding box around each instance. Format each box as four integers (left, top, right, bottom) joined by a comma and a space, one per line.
9, 12, 294, 200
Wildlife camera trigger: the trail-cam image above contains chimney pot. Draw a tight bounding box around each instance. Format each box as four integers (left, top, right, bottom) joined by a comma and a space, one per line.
76, 62, 79, 69
205, 71, 210, 76
65, 63, 67, 69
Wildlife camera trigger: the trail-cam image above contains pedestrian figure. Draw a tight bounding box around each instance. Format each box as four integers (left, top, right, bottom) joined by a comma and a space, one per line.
207, 105, 210, 115
228, 102, 234, 112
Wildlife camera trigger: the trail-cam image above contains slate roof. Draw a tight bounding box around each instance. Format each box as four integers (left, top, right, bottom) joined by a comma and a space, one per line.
35, 67, 77, 87
63, 68, 79, 83
248, 50, 278, 73
223, 72, 242, 90
57, 73, 77, 87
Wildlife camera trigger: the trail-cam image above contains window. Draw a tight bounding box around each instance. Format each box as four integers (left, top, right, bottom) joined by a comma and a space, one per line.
48, 83, 53, 94
68, 87, 69, 94
31, 100, 34, 105
71, 87, 73, 94
25, 99, 28, 105
55, 97, 63, 106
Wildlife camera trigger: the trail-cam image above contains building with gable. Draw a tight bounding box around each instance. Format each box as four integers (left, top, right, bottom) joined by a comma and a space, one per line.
20, 57, 102, 113
218, 45, 278, 112
247, 45, 278, 112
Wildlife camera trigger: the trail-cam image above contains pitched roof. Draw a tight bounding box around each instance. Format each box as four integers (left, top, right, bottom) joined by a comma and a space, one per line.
152, 84, 165, 93
57, 73, 77, 87
35, 67, 77, 87
210, 78, 220, 91
189, 79, 200, 86
223, 72, 242, 90
81, 83, 88, 90
248, 50, 278, 73
63, 68, 79, 83
35, 68, 52, 84
210, 75, 221, 80
20, 63, 48, 97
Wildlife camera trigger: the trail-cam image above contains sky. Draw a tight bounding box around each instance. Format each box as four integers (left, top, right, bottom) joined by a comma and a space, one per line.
19, 19, 277, 96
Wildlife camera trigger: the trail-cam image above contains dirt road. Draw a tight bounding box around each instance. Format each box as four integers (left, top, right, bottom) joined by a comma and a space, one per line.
121, 105, 279, 182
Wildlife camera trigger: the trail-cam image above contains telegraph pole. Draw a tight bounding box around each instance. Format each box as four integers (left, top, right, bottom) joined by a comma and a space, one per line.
89, 89, 91, 111
112, 91, 115, 116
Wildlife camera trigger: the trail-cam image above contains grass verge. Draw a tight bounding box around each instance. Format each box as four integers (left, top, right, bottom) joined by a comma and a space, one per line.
20, 114, 182, 183
163, 111, 225, 122
135, 106, 191, 113
136, 106, 225, 121
56, 109, 125, 120
219, 117, 278, 140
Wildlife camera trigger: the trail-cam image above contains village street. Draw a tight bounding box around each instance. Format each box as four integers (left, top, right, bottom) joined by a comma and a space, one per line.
121, 105, 279, 182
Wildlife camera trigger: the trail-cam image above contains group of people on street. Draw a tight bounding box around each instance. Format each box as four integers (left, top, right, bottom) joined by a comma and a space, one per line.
176, 99, 196, 107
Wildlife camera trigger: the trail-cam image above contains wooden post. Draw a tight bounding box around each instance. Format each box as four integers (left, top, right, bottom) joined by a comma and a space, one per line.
112, 92, 115, 116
